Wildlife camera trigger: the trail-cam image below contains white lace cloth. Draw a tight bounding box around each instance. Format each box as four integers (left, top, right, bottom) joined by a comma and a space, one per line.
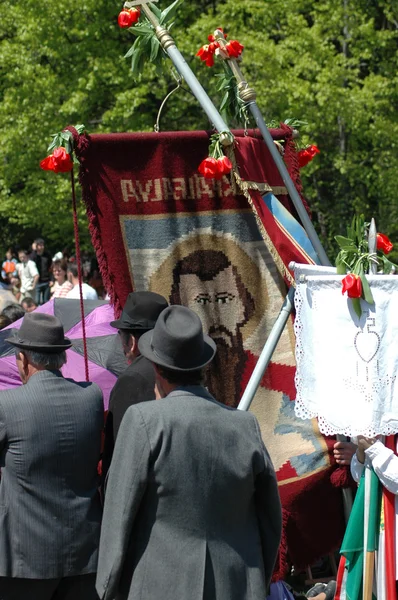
293, 263, 398, 437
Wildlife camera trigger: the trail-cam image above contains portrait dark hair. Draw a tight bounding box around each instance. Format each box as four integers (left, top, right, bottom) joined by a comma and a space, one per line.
169, 249, 255, 323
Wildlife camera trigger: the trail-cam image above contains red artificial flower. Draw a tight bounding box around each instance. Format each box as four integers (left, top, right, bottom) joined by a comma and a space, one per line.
297, 144, 320, 168
376, 233, 393, 255
198, 155, 232, 179
342, 274, 362, 298
52, 146, 74, 172
217, 155, 232, 176
196, 44, 216, 67
198, 156, 219, 179
118, 7, 140, 28
40, 154, 56, 171
225, 40, 244, 58
208, 28, 226, 42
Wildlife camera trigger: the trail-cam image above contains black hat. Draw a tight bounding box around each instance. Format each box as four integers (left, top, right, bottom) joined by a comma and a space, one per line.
110, 291, 168, 331
138, 305, 216, 371
6, 313, 72, 353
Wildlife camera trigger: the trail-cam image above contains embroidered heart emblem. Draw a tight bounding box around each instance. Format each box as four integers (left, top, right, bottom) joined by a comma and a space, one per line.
354, 331, 380, 364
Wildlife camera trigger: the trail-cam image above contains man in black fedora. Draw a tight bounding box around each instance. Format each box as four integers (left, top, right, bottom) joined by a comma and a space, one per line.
0, 312, 103, 600
96, 305, 282, 600
102, 291, 168, 483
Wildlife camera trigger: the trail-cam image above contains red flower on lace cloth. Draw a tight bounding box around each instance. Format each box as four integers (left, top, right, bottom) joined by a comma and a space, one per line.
376, 233, 393, 255
342, 274, 362, 299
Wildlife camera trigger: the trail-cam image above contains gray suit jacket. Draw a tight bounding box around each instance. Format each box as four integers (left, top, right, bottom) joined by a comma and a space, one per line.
96, 386, 281, 600
0, 369, 104, 578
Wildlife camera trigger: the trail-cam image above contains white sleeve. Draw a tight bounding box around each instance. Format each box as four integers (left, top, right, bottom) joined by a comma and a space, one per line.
350, 451, 365, 483
28, 261, 39, 277
364, 440, 398, 495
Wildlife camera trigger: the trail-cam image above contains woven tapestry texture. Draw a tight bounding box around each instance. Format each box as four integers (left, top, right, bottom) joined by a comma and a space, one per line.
78, 129, 347, 577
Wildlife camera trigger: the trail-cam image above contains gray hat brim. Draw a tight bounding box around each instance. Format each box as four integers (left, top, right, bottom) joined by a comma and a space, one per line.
5, 337, 72, 353
138, 330, 216, 372
110, 319, 151, 331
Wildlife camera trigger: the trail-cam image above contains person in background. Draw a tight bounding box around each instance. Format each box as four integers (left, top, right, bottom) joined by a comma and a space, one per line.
0, 315, 11, 330
1, 248, 18, 287
101, 291, 168, 485
66, 263, 98, 300
88, 257, 105, 299
2, 303, 25, 324
51, 259, 73, 298
30, 238, 53, 305
16, 249, 39, 302
21, 297, 38, 313
97, 305, 282, 600
0, 313, 103, 599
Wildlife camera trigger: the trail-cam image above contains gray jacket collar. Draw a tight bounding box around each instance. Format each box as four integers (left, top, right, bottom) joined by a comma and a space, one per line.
165, 385, 215, 402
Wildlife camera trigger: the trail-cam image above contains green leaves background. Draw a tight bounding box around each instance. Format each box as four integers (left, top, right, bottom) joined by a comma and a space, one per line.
0, 0, 397, 254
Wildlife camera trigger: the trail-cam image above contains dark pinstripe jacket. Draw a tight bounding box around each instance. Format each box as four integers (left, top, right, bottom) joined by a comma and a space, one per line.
0, 369, 104, 578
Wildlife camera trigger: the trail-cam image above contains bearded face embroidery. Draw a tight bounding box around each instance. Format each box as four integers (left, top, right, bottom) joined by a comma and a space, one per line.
170, 249, 255, 406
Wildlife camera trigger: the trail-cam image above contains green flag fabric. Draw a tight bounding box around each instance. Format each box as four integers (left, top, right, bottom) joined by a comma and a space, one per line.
340, 468, 381, 600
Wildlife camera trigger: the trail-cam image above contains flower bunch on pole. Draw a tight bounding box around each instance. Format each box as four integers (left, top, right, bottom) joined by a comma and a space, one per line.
198, 131, 234, 180
119, 0, 180, 77
195, 28, 249, 129
118, 6, 141, 28
40, 124, 85, 174
335, 215, 396, 317
196, 29, 243, 67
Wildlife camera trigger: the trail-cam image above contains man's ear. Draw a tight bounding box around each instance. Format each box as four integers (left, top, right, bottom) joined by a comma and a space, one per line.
19, 352, 28, 370
130, 335, 138, 353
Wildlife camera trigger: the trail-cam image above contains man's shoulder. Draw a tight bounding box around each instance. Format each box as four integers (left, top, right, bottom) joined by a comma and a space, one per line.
125, 355, 154, 379
127, 389, 258, 441
82, 283, 98, 299
109, 356, 155, 407
0, 385, 26, 404
64, 377, 102, 396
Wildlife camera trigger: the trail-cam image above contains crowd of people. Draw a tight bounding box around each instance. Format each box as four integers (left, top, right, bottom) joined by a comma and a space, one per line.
0, 239, 105, 330
0, 293, 284, 600
0, 278, 386, 600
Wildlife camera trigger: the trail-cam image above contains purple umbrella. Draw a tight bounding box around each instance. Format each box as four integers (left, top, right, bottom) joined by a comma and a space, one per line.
0, 299, 126, 410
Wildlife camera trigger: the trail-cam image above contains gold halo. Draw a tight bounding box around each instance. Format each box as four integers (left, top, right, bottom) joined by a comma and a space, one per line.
148, 232, 269, 341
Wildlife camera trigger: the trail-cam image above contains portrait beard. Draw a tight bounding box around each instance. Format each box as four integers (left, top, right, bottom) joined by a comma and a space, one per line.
206, 326, 247, 407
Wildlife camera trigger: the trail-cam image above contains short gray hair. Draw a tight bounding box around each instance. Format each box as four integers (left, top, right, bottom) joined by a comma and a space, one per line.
21, 350, 67, 370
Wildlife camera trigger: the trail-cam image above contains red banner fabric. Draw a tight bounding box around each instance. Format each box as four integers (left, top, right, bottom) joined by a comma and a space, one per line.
78, 129, 346, 577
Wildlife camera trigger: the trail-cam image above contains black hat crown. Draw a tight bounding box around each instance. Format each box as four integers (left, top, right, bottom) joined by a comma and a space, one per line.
110, 291, 168, 331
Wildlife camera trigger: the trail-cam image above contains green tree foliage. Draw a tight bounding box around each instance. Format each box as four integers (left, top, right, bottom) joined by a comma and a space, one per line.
0, 0, 397, 259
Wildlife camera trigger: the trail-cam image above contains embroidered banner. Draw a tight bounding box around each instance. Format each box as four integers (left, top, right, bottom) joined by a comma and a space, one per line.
78, 129, 346, 576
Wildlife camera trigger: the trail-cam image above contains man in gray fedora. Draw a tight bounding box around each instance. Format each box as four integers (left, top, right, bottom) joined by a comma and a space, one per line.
102, 291, 168, 484
0, 312, 103, 600
96, 305, 282, 600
